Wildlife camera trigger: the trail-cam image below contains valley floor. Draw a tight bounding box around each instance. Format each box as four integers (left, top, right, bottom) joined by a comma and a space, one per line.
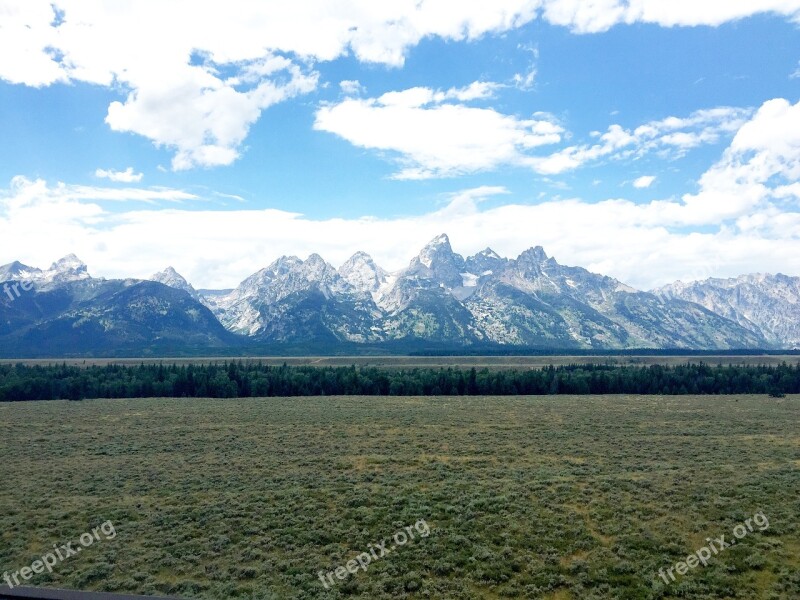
1, 395, 798, 599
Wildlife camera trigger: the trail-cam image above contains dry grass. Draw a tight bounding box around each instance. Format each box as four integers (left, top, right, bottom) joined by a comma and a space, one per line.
1, 394, 798, 599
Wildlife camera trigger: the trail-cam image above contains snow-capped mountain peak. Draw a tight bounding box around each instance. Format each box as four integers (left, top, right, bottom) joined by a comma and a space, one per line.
0, 254, 91, 287
465, 247, 507, 277
42, 254, 91, 283
62, 233, 781, 350
0, 261, 41, 282
49, 253, 84, 271
415, 233, 455, 268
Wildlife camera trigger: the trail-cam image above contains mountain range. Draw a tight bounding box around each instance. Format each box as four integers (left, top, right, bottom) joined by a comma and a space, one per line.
1, 235, 797, 357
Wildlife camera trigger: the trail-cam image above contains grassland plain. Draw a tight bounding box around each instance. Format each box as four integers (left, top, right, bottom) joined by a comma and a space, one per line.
0, 395, 798, 599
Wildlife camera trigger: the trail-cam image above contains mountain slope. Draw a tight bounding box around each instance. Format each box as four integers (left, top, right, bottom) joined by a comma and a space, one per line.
0, 243, 784, 355
0, 254, 91, 288
656, 274, 800, 348
463, 244, 765, 349
151, 266, 200, 300
0, 267, 239, 357
206, 254, 383, 342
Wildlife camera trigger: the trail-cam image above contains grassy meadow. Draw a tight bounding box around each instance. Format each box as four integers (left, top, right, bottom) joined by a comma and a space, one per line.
1, 395, 798, 599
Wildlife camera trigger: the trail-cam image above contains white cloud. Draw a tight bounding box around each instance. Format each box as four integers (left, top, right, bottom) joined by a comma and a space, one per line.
531, 106, 752, 174
679, 97, 800, 225
105, 59, 318, 171
315, 83, 562, 179
512, 43, 538, 90
542, 0, 800, 33
317, 88, 751, 179
1, 176, 198, 210
0, 1, 543, 169
446, 81, 503, 102
3, 134, 800, 292
1, 97, 790, 290
340, 80, 365, 96
633, 175, 656, 189
2, 1, 796, 170
95, 167, 143, 183
512, 66, 537, 90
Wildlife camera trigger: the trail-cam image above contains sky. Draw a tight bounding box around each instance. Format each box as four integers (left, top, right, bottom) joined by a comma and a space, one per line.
0, 0, 799, 290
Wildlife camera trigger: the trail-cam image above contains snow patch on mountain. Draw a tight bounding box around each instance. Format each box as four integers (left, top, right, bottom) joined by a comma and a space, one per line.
0, 254, 91, 287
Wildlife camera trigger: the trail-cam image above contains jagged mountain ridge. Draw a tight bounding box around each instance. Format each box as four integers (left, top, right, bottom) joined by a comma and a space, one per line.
0, 254, 91, 287
0, 257, 238, 357
655, 273, 800, 348
197, 234, 769, 349
1, 240, 791, 354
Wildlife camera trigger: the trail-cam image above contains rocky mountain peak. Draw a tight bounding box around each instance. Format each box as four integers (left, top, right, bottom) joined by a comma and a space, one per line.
655, 272, 800, 347
408, 234, 465, 289
51, 253, 86, 270
518, 246, 549, 263
339, 251, 387, 295
465, 247, 507, 276
151, 267, 198, 298
305, 253, 326, 265
43, 254, 91, 283
0, 255, 90, 286
0, 260, 40, 282
416, 233, 455, 267
153, 266, 184, 281
300, 254, 342, 287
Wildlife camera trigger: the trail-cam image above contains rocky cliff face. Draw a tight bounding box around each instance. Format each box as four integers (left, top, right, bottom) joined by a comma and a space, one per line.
1, 241, 784, 354
189, 234, 768, 349
656, 273, 800, 348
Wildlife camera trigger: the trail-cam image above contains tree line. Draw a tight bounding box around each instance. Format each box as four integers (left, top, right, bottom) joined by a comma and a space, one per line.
0, 361, 797, 401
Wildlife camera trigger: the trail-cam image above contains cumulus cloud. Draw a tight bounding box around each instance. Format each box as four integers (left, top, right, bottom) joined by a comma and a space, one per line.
5, 101, 790, 292
4, 97, 800, 293
95, 167, 143, 183
340, 80, 365, 96
315, 83, 562, 179
679, 98, 800, 225
543, 0, 800, 33
633, 175, 656, 188
0, 1, 543, 169
105, 58, 318, 171
531, 106, 752, 174
2, 1, 796, 171
317, 87, 751, 179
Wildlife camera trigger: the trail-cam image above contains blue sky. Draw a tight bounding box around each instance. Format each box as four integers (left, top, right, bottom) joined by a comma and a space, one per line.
1, 2, 799, 289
